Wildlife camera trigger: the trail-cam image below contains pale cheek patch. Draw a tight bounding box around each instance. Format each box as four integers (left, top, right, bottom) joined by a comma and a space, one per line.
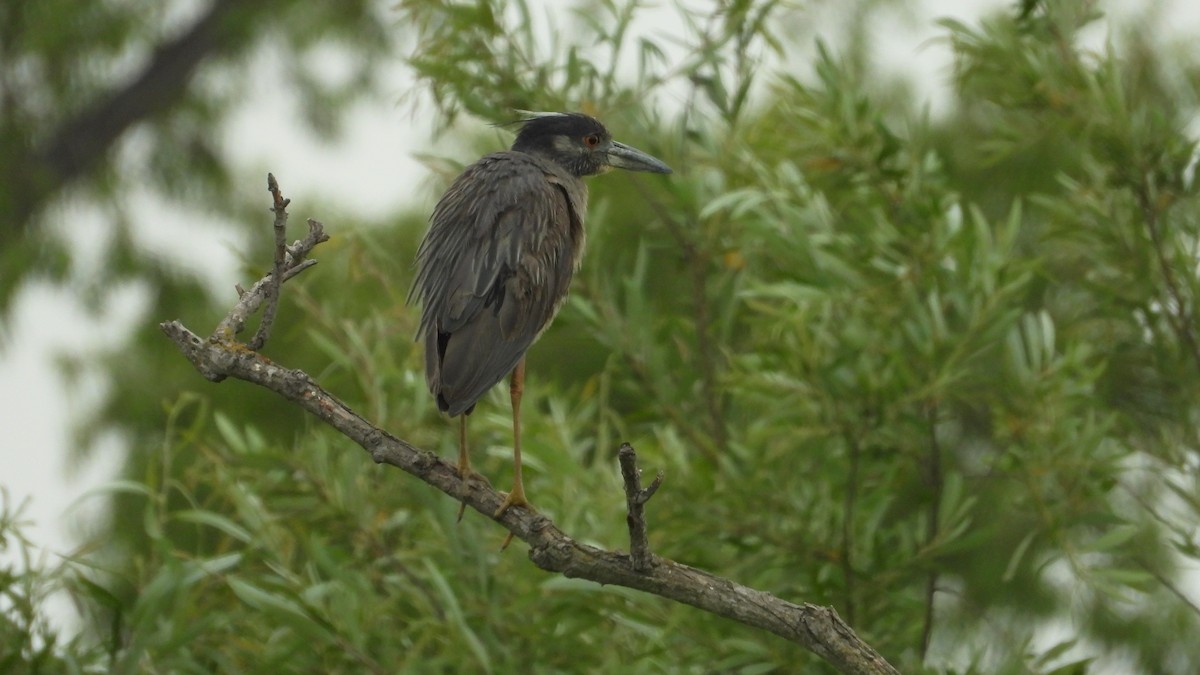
552, 136, 577, 153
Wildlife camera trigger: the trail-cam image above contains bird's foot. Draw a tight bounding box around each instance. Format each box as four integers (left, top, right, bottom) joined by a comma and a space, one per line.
500, 531, 516, 551
493, 486, 530, 519
494, 485, 533, 551
454, 466, 491, 523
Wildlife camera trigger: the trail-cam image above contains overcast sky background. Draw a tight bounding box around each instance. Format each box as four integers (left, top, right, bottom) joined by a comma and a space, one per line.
2, 0, 1198, 662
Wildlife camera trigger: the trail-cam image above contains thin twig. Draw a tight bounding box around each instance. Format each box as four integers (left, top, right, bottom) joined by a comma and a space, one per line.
1136, 558, 1200, 618
1136, 180, 1200, 373
841, 428, 861, 626
628, 179, 730, 463
214, 217, 327, 344
1121, 482, 1200, 619
250, 173, 292, 350
921, 401, 943, 661
617, 443, 664, 573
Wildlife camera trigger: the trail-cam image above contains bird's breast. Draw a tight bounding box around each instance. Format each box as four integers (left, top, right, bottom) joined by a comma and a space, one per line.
546, 173, 588, 271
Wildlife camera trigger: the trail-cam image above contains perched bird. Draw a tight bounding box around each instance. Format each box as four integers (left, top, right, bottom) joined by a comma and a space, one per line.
408, 112, 672, 521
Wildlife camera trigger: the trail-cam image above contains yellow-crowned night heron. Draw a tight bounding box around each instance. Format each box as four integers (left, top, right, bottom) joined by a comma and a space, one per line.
409, 112, 671, 521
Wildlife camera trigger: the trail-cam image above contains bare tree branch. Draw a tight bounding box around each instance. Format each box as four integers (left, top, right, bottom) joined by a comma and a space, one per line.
249, 173, 292, 350
158, 176, 901, 675
213, 216, 326, 348
618, 443, 663, 573
16, 0, 242, 228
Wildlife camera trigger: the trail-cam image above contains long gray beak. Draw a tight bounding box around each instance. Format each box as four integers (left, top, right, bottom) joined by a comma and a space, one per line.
606, 141, 672, 174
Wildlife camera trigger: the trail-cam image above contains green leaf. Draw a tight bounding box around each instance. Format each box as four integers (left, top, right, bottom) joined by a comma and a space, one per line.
1088, 524, 1138, 552
172, 509, 253, 544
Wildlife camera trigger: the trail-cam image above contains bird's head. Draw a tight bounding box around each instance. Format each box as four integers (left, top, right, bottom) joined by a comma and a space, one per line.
510, 112, 672, 177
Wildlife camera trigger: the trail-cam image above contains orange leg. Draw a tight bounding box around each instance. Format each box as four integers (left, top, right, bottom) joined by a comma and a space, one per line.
455, 414, 470, 522
457, 414, 471, 475
494, 358, 530, 519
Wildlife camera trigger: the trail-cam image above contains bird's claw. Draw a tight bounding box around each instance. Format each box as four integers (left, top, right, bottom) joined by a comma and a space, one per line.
454, 467, 490, 523
494, 490, 530, 551
493, 489, 530, 519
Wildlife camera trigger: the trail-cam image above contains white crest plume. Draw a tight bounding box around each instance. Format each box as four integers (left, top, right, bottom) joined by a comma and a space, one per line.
513, 110, 569, 121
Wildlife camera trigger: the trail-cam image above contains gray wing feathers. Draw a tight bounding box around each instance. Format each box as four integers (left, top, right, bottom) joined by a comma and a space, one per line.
409, 152, 582, 416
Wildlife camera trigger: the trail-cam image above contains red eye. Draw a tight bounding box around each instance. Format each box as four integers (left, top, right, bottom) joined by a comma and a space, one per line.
583, 134, 600, 148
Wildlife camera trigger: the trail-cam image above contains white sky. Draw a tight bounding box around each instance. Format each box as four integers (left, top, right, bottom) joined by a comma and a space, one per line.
2, 0, 1198, 667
